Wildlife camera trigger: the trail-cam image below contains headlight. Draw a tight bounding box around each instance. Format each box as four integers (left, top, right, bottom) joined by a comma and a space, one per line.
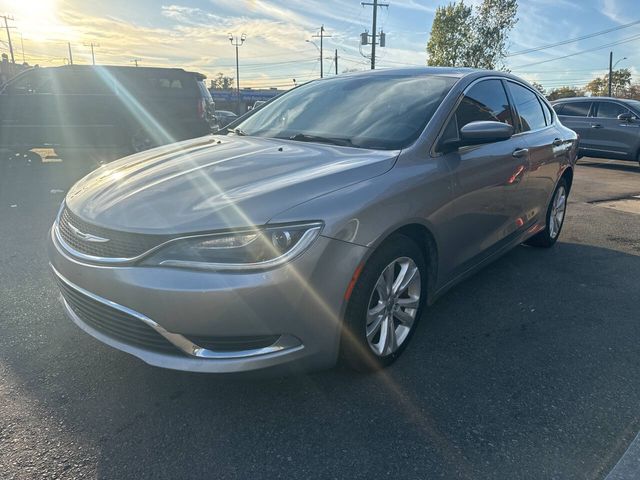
142, 222, 323, 271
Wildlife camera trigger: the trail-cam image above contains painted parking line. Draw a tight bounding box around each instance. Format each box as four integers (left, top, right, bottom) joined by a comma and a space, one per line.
605, 431, 640, 480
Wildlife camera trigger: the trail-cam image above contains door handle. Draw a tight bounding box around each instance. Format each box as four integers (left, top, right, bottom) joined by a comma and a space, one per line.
512, 148, 529, 158
552, 138, 563, 146
590, 124, 603, 128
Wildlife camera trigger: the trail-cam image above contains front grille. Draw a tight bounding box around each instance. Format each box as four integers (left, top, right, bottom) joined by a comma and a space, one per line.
57, 206, 173, 259
57, 279, 181, 355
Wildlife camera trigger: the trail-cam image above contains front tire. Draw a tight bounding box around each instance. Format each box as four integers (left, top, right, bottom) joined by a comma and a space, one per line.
340, 234, 427, 371
526, 178, 569, 248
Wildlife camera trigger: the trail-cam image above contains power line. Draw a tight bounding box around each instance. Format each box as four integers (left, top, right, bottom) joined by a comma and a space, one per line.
512, 33, 640, 68
507, 19, 640, 57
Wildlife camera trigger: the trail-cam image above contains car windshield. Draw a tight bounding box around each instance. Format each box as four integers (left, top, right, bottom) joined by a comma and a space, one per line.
232, 74, 457, 150
626, 99, 640, 114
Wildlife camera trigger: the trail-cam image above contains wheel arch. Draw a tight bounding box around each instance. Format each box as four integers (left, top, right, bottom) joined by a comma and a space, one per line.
369, 222, 439, 304
560, 166, 574, 194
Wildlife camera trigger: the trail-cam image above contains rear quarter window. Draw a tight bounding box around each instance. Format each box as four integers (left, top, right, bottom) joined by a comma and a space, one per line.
117, 71, 198, 97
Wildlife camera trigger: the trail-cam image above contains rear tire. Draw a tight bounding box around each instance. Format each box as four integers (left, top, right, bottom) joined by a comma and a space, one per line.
339, 234, 427, 371
526, 178, 569, 248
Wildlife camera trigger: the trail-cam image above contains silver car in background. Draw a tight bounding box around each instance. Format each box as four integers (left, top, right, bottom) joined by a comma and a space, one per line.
48, 68, 577, 373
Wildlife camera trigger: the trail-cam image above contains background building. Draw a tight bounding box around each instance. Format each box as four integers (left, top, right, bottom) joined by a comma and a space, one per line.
210, 87, 284, 114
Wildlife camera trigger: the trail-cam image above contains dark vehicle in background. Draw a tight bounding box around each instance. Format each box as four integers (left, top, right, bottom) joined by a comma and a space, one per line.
0, 65, 215, 156
214, 110, 238, 128
552, 97, 640, 166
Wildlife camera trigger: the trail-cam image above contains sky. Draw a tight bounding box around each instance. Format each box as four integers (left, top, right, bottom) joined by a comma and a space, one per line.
0, 0, 638, 91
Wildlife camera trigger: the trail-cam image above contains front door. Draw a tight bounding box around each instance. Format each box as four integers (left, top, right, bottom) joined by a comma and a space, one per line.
437, 79, 528, 283
588, 101, 640, 159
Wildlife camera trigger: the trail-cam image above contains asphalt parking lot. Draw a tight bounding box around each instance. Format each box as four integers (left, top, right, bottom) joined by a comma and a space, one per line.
1, 152, 639, 480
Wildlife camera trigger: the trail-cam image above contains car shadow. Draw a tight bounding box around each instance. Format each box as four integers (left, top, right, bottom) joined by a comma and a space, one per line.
579, 158, 639, 173
1, 240, 640, 479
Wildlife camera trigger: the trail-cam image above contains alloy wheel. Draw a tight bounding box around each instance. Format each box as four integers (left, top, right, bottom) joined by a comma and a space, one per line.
549, 185, 567, 239
366, 257, 421, 357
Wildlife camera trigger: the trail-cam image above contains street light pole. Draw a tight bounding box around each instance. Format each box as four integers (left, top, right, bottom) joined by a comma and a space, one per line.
609, 52, 628, 97
229, 33, 246, 114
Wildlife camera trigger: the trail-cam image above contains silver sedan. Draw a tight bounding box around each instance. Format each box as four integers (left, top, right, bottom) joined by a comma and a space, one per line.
48, 68, 577, 373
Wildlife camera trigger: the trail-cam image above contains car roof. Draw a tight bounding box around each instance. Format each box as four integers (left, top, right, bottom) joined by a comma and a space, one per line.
327, 67, 542, 91
552, 96, 635, 103
36, 65, 206, 79
338, 66, 484, 79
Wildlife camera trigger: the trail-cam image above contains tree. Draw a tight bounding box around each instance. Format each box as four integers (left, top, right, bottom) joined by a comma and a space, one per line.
210, 73, 235, 90
531, 81, 545, 96
623, 83, 640, 100
547, 86, 584, 101
426, 2, 473, 68
427, 0, 518, 70
585, 68, 631, 97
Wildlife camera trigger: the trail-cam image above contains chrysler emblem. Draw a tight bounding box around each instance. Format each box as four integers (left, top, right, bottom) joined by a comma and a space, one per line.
67, 223, 110, 243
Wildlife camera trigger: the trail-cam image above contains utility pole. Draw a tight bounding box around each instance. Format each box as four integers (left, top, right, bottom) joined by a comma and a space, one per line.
228, 33, 246, 114
608, 51, 613, 97
67, 42, 73, 65
361, 0, 388, 69
131, 58, 141, 67
312, 25, 332, 78
1, 15, 15, 64
19, 32, 24, 64
335, 49, 338, 75
84, 42, 99, 65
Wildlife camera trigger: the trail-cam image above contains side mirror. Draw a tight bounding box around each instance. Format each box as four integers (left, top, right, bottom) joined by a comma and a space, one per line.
617, 112, 635, 122
459, 121, 514, 146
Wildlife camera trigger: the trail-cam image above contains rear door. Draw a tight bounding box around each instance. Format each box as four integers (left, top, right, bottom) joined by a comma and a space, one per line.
437, 78, 529, 281
554, 101, 594, 150
588, 101, 640, 159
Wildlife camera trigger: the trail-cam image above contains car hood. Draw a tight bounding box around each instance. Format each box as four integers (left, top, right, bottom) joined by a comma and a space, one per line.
65, 135, 398, 234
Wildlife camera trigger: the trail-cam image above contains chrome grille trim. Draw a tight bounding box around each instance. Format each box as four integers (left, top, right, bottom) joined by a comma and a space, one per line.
56, 205, 173, 262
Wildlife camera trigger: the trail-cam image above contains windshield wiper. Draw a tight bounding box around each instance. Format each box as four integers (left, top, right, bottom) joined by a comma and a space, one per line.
287, 133, 355, 147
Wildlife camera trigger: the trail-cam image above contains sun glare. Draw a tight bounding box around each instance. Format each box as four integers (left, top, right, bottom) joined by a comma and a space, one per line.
3, 0, 73, 42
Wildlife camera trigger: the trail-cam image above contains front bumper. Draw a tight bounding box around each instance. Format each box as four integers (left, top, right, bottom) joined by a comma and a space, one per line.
48, 226, 367, 373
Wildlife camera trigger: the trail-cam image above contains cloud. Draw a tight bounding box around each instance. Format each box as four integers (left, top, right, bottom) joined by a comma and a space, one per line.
601, 0, 626, 24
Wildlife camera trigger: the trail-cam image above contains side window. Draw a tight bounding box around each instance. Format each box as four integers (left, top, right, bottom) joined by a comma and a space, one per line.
558, 102, 592, 117
62, 71, 113, 94
442, 79, 513, 144
596, 102, 632, 119
508, 82, 546, 132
